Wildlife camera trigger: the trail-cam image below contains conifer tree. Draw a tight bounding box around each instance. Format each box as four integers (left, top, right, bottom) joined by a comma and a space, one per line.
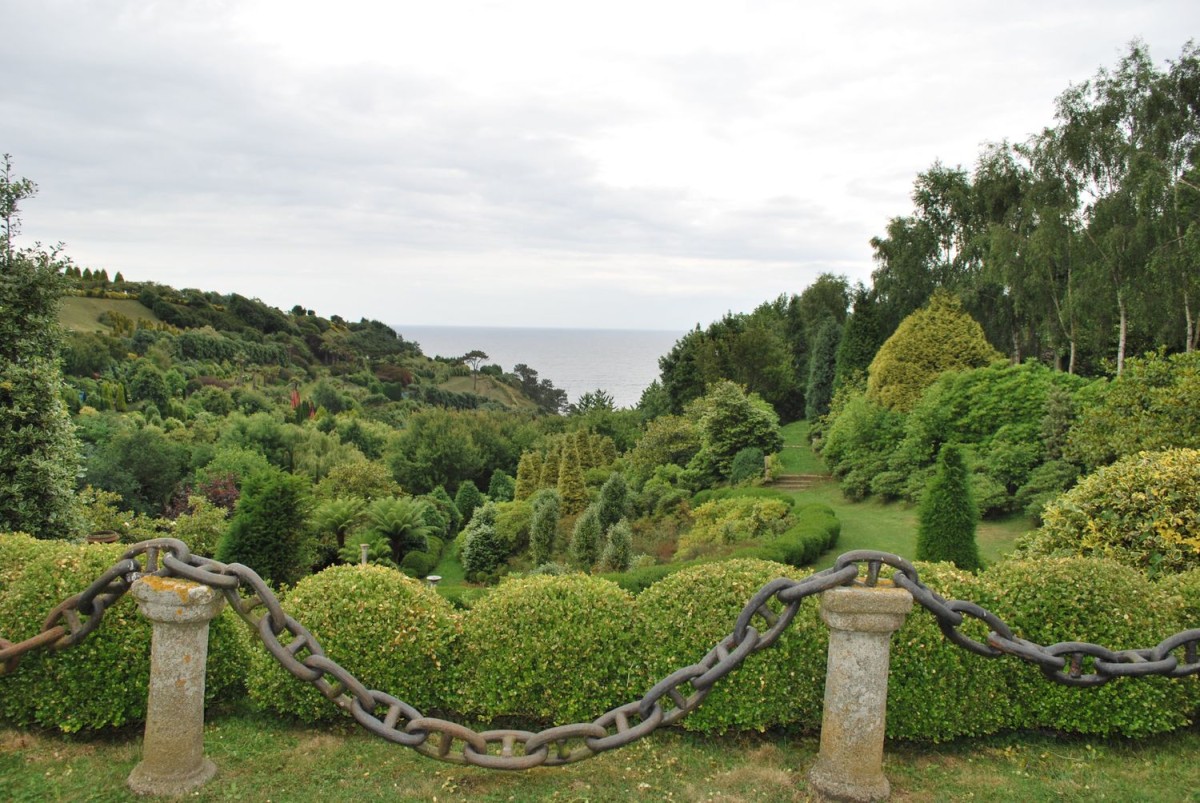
216, 469, 313, 585
916, 443, 981, 570
569, 503, 602, 570
599, 518, 633, 572
487, 468, 516, 502
454, 479, 484, 526
556, 440, 588, 515
540, 441, 562, 487
514, 451, 543, 500
597, 472, 628, 531
529, 489, 560, 566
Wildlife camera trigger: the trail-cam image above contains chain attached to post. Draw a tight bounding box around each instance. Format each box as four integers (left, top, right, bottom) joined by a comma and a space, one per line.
4, 541, 1200, 769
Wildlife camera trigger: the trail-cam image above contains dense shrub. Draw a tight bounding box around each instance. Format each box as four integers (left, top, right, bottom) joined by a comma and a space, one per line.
1018, 449, 1200, 575
728, 447, 766, 485
246, 564, 459, 722
0, 534, 247, 731
459, 502, 507, 578
675, 497, 792, 560
456, 574, 639, 723
731, 503, 840, 567
819, 393, 905, 500
635, 559, 827, 732
216, 469, 313, 586
916, 444, 980, 570
866, 291, 1002, 412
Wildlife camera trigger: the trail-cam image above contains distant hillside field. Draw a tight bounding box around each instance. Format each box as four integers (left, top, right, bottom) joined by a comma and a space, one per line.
439, 375, 537, 409
59, 297, 162, 332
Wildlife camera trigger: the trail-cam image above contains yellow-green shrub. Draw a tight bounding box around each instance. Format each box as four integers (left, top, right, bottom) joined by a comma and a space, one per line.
456, 574, 639, 723
675, 497, 792, 560
0, 533, 248, 732
246, 564, 460, 722
1021, 449, 1200, 575
634, 559, 827, 733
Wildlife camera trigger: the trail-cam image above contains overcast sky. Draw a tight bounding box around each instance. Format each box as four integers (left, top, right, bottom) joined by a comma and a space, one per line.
2, 1, 1196, 331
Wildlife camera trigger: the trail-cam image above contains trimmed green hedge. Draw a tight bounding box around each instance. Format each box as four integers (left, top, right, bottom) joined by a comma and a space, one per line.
246, 564, 459, 722
455, 574, 639, 723
0, 533, 248, 732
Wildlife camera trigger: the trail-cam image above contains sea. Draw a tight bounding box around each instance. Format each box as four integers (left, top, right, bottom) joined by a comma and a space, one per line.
396, 325, 684, 409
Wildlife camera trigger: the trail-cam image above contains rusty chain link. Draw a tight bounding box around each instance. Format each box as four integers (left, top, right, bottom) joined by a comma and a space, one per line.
3, 541, 1200, 768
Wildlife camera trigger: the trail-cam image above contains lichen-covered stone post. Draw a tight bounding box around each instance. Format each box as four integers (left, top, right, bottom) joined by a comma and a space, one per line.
127, 575, 225, 796
807, 584, 912, 802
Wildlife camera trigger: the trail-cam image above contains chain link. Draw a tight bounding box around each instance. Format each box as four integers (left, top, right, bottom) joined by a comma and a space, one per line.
5, 541, 1200, 768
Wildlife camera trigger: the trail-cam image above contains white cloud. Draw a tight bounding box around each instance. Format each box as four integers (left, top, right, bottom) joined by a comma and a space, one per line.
2, 0, 1197, 328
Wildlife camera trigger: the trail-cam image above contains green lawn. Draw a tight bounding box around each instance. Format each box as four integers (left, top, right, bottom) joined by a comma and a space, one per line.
777, 421, 1031, 568
4, 705, 1199, 801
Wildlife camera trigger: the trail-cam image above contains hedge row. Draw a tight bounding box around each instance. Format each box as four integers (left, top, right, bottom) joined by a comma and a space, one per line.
4, 533, 1199, 741
0, 533, 249, 732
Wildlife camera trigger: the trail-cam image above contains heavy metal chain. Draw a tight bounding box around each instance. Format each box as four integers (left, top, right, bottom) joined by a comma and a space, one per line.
3, 540, 1200, 769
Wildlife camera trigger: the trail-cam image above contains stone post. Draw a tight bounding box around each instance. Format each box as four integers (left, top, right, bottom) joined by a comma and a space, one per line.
807, 584, 912, 802
127, 575, 225, 796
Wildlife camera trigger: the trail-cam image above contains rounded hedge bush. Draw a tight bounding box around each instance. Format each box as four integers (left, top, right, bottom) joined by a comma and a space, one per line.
634, 559, 827, 733
983, 557, 1197, 736
1023, 448, 1200, 575
0, 534, 248, 732
246, 564, 460, 722
456, 573, 639, 724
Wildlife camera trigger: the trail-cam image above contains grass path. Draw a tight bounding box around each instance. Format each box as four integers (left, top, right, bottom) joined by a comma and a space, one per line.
775, 421, 1031, 568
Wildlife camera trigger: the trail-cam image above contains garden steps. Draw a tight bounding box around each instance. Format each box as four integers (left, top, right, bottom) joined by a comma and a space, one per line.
768, 473, 831, 491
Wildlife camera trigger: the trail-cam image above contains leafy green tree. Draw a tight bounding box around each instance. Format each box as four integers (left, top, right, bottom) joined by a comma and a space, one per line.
688, 381, 783, 483
805, 318, 842, 421
529, 489, 560, 566
867, 291, 1001, 412
834, 286, 885, 391
514, 450, 543, 500
599, 518, 633, 572
460, 501, 506, 577
216, 469, 313, 585
454, 479, 484, 525
916, 444, 981, 570
596, 472, 628, 532
427, 485, 462, 534
84, 426, 189, 516
487, 468, 516, 502
385, 408, 484, 494
569, 503, 602, 570
0, 157, 81, 537
366, 497, 433, 565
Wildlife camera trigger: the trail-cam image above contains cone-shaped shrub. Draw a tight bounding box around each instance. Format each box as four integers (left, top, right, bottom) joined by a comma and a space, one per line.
916, 443, 980, 570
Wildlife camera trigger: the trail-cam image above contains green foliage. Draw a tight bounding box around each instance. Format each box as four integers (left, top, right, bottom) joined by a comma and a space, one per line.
459, 502, 507, 578
337, 530, 396, 569
1067, 351, 1200, 470
729, 502, 840, 567
866, 291, 1002, 412
728, 447, 765, 485
487, 468, 516, 502
492, 498, 533, 552
216, 469, 313, 586
687, 380, 783, 483
310, 496, 366, 551
365, 497, 433, 565
818, 393, 906, 499
84, 425, 190, 516
513, 451, 542, 500
247, 564, 458, 722
0, 534, 247, 731
805, 317, 841, 420
675, 497, 792, 560
529, 490, 560, 566
916, 444, 981, 570
454, 479, 484, 525
556, 440, 588, 516
456, 574, 638, 723
1019, 449, 1200, 575
596, 471, 628, 531
626, 414, 701, 482
635, 560, 826, 732
569, 503, 603, 569
599, 518, 633, 572
169, 495, 228, 557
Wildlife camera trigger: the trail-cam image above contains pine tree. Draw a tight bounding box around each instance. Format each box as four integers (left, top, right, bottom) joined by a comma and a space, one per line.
569, 503, 602, 570
597, 472, 628, 532
916, 444, 981, 570
805, 318, 842, 420
216, 469, 313, 585
540, 441, 562, 487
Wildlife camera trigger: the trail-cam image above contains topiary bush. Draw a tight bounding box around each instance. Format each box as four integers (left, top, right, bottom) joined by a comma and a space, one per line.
1018, 449, 1200, 575
0, 534, 248, 732
982, 557, 1197, 736
455, 574, 639, 724
634, 559, 827, 733
916, 444, 981, 571
246, 564, 460, 722
731, 502, 839, 567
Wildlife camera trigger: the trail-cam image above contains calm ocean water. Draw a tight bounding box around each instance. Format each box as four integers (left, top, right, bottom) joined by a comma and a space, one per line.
396, 325, 684, 409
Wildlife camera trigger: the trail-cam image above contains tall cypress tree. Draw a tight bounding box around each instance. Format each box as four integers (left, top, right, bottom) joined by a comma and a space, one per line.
916, 443, 981, 570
